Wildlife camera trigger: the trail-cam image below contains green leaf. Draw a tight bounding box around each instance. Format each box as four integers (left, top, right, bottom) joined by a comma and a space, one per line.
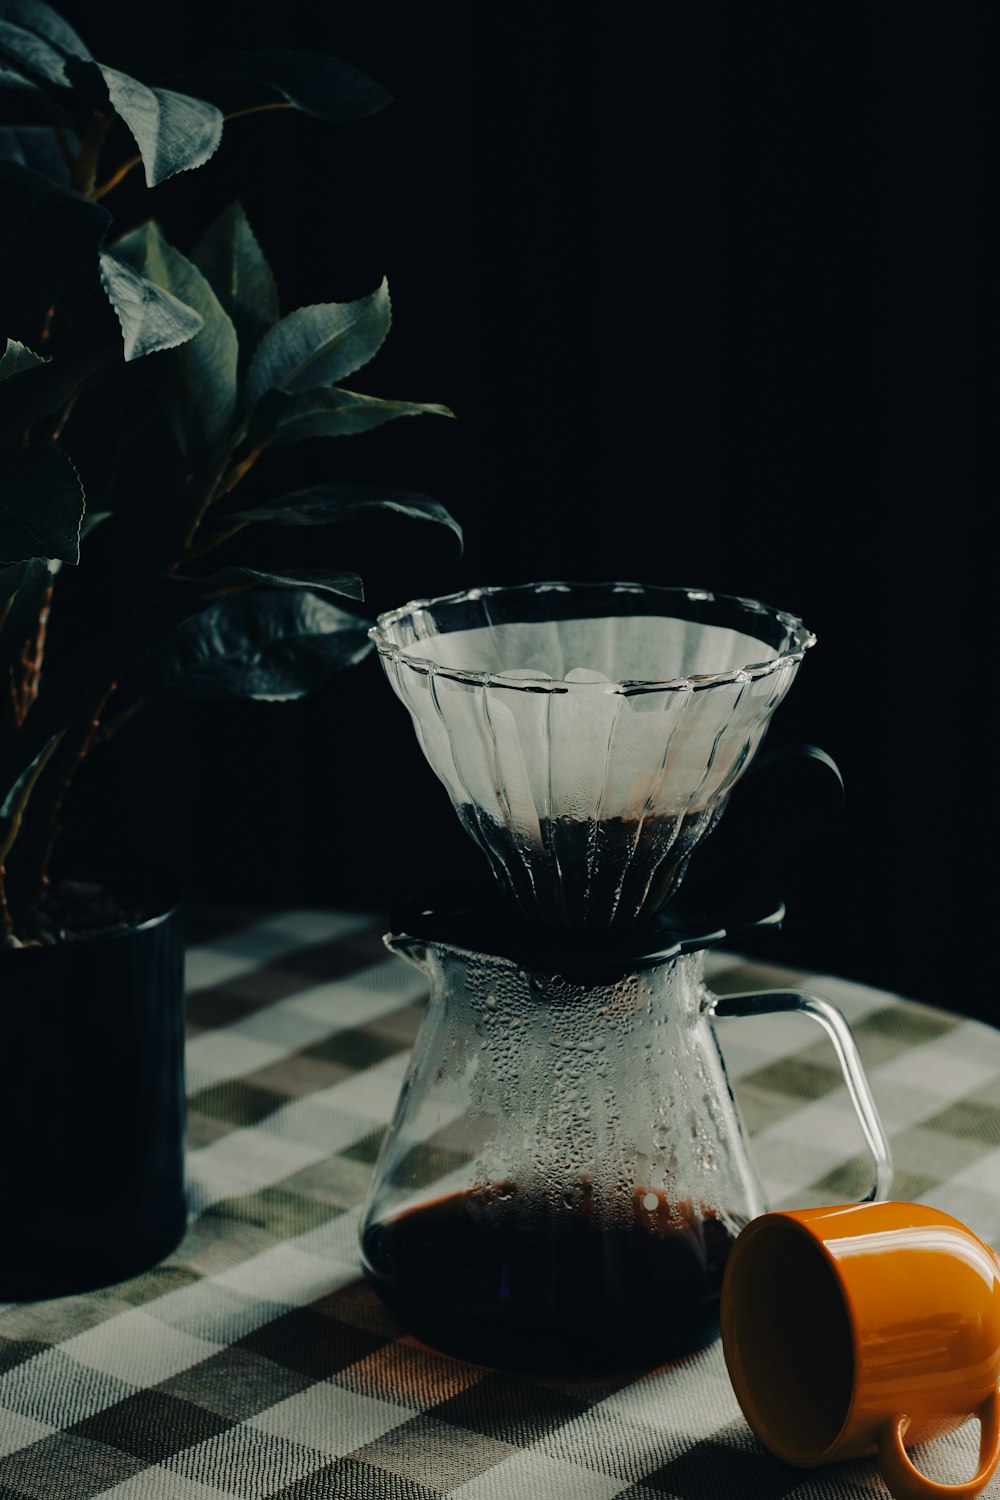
168, 564, 364, 601
0, 17, 73, 87
0, 2, 91, 65
0, 159, 110, 342
101, 67, 222, 186
0, 333, 48, 381
229, 482, 463, 553
192, 200, 278, 379
99, 250, 205, 362
112, 221, 237, 462
0, 737, 48, 823
248, 385, 454, 449
245, 280, 390, 410
171, 49, 392, 123
0, 443, 84, 563
0, 554, 51, 645
0, 122, 75, 182
0, 3, 86, 126
141, 587, 371, 701
0, 55, 28, 83
64, 58, 223, 186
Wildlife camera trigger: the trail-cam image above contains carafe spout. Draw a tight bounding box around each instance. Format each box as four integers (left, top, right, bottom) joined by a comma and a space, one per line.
382, 930, 431, 976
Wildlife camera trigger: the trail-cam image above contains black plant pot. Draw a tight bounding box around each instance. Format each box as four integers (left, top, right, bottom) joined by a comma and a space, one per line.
0, 869, 186, 1299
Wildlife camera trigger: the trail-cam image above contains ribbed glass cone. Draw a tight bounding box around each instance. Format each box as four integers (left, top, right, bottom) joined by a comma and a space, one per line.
370, 582, 815, 927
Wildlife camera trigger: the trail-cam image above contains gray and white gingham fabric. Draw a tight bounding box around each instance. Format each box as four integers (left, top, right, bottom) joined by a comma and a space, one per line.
2, 905, 1000, 1500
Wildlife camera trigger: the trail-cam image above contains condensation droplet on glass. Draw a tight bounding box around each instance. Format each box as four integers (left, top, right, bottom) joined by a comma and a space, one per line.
641, 1191, 659, 1212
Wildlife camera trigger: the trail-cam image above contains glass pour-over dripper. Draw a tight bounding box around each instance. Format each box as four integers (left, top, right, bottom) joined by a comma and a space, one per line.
370, 582, 816, 925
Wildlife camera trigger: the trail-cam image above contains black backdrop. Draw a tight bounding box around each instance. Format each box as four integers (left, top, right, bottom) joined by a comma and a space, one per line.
48, 2, 997, 1015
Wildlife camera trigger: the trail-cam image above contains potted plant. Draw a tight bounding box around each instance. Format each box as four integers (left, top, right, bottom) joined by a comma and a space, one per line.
0, 0, 459, 1296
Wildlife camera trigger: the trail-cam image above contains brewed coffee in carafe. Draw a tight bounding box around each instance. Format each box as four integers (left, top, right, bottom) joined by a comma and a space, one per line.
360, 583, 891, 1368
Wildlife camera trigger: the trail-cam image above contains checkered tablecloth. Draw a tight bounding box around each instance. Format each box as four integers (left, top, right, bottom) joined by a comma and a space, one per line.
2, 906, 1000, 1500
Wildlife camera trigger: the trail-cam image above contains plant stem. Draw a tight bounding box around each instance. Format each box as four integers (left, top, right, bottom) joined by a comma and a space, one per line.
0, 865, 12, 939
91, 153, 139, 201
223, 101, 294, 122
4, 669, 19, 738
180, 520, 250, 564
17, 582, 54, 725
50, 393, 78, 443
175, 422, 251, 559
93, 698, 145, 746
220, 447, 263, 494
72, 111, 112, 198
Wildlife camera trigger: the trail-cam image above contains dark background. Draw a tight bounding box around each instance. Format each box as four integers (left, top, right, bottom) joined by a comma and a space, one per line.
50, 2, 996, 1014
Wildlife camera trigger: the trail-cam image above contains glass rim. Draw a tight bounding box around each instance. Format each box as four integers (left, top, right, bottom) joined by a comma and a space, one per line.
369, 580, 816, 695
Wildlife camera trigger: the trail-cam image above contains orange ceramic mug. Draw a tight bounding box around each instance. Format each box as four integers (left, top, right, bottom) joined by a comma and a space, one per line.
721, 1202, 1000, 1500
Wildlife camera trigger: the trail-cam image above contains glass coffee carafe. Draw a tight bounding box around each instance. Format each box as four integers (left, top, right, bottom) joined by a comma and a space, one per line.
360, 583, 892, 1369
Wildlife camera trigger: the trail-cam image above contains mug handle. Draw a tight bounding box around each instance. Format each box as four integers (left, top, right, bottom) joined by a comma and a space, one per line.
709, 989, 893, 1202
877, 1391, 1000, 1500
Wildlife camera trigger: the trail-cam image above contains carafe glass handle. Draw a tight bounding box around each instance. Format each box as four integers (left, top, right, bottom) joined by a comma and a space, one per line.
709, 989, 893, 1203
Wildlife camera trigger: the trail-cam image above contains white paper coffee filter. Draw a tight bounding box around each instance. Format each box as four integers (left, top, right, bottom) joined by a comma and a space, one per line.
410, 615, 774, 682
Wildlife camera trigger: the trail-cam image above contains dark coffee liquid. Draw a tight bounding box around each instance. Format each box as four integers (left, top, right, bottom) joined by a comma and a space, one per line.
362, 1183, 737, 1370
459, 807, 725, 926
